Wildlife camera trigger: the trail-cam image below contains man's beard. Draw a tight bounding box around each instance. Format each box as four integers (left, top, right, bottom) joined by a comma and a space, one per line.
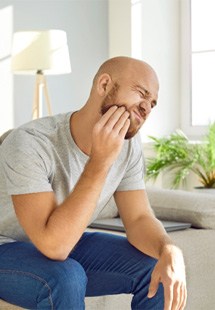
100, 83, 142, 139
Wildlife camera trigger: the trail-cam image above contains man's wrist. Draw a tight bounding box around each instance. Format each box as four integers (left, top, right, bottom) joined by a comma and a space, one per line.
159, 243, 185, 268
160, 243, 183, 260
88, 156, 112, 173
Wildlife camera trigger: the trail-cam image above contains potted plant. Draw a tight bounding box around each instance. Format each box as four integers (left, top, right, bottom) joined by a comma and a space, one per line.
146, 123, 215, 190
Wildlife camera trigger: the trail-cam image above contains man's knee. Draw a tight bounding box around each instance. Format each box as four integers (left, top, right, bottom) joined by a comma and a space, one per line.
47, 258, 88, 293
36, 258, 87, 309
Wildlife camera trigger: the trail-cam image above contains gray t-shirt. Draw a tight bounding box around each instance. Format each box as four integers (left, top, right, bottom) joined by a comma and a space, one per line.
0, 112, 145, 245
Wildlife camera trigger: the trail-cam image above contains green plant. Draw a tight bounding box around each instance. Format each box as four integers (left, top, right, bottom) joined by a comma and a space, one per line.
146, 123, 215, 188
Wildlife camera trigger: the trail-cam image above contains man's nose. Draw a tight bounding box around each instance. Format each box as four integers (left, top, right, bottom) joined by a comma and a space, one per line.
139, 101, 152, 115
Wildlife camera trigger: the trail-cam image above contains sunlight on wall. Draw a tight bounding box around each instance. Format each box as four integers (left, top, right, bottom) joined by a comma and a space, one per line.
131, 0, 142, 60
0, 5, 14, 134
108, 0, 131, 57
109, 0, 180, 142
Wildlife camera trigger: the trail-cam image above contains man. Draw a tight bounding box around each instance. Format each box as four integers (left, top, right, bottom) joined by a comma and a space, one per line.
0, 56, 186, 309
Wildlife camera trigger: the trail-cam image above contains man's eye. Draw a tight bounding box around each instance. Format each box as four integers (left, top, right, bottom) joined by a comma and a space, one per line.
151, 101, 157, 109
139, 91, 145, 98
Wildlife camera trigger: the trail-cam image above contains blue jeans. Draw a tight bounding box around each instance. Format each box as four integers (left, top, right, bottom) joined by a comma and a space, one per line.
0, 232, 164, 309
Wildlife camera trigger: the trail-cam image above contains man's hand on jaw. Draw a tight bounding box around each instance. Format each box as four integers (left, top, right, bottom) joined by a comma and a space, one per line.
148, 244, 187, 310
90, 105, 130, 167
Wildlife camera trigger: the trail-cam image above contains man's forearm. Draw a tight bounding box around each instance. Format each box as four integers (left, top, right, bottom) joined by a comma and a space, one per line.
43, 158, 110, 260
126, 215, 175, 259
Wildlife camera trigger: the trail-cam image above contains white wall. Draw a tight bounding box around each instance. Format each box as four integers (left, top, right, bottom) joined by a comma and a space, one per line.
109, 0, 181, 142
108, 0, 131, 57
140, 0, 181, 141
0, 0, 108, 129
0, 5, 14, 133
1, 0, 181, 140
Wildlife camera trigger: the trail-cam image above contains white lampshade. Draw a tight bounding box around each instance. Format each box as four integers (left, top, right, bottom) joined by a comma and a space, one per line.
11, 29, 71, 75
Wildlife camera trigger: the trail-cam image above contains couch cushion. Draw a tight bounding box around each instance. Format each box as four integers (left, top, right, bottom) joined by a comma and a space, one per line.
147, 186, 215, 229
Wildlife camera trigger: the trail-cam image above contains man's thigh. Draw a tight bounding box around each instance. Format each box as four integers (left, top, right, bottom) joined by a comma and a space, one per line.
0, 241, 87, 309
69, 231, 158, 297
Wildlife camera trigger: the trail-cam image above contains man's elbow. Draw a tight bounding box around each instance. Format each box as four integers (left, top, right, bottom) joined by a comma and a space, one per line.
44, 250, 69, 261
36, 241, 74, 261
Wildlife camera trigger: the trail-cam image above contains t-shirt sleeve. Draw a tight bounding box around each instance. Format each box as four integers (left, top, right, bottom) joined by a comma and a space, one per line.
1, 129, 53, 195
116, 134, 145, 191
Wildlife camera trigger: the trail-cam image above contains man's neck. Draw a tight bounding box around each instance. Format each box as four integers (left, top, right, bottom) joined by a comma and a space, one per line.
70, 104, 100, 156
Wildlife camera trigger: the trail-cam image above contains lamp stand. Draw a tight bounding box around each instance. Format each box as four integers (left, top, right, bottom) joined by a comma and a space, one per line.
32, 70, 52, 120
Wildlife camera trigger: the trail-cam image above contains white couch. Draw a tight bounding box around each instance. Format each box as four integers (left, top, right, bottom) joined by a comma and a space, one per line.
1, 187, 215, 310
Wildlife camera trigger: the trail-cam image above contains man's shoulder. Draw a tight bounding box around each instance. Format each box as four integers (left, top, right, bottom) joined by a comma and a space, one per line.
19, 112, 71, 133
1, 112, 72, 153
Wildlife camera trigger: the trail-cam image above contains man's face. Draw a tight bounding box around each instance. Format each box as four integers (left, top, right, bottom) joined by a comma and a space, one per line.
101, 79, 158, 139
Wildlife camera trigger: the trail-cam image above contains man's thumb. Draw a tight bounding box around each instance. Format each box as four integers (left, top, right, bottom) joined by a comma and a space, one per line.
147, 278, 159, 298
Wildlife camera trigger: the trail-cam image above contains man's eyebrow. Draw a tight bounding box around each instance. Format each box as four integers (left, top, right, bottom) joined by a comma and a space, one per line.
134, 84, 157, 106
133, 83, 149, 94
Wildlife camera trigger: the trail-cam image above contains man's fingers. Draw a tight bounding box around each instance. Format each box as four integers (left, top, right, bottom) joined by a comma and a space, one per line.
97, 106, 130, 137
114, 110, 130, 132
179, 284, 187, 310
98, 105, 126, 129
147, 275, 159, 298
119, 119, 130, 138
104, 106, 128, 130
98, 105, 118, 126
164, 284, 173, 310
171, 282, 181, 310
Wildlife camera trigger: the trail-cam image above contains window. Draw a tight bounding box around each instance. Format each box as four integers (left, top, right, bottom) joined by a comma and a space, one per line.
131, 0, 142, 59
130, 0, 215, 138
191, 0, 215, 126
180, 0, 215, 137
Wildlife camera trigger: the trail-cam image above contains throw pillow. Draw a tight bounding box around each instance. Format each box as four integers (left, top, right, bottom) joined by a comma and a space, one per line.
147, 186, 215, 229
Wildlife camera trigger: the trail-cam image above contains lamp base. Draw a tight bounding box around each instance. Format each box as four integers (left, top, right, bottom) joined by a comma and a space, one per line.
32, 71, 52, 119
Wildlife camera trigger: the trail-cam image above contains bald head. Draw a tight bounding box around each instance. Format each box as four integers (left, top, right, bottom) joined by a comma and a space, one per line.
93, 56, 158, 87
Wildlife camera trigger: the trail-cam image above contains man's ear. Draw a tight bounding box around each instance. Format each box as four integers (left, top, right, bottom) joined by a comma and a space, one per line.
96, 73, 112, 96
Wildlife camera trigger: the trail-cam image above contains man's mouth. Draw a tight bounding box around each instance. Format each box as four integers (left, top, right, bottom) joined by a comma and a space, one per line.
133, 110, 143, 122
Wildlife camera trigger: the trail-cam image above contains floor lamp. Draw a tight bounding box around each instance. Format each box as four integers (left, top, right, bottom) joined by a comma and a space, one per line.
11, 30, 71, 119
